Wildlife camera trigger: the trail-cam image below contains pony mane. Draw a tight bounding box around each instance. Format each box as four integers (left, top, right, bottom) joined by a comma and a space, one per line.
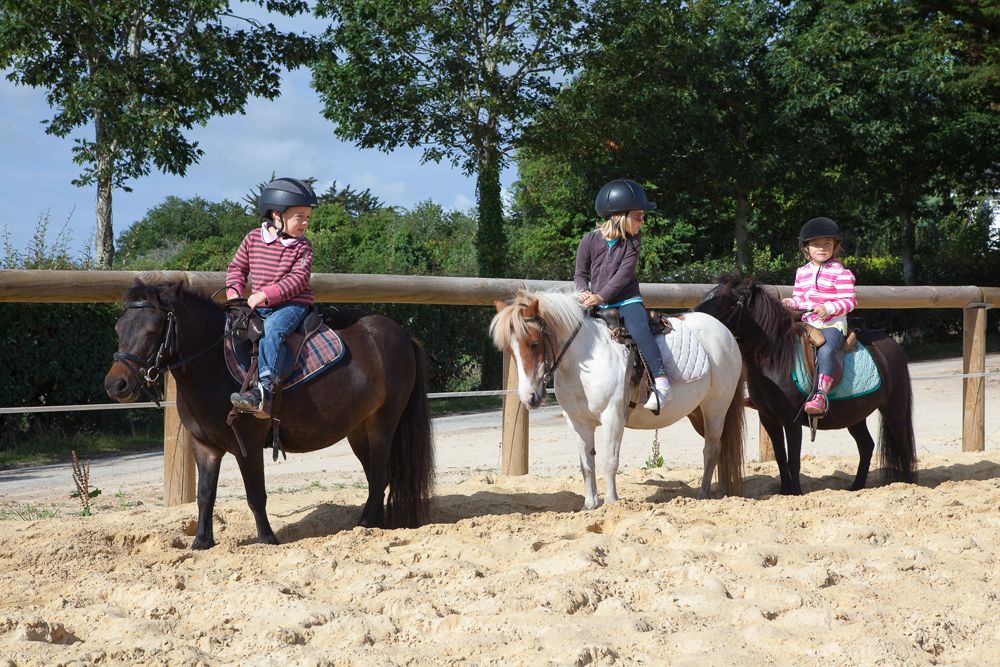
490, 288, 585, 349
122, 280, 219, 313
705, 275, 801, 375
741, 278, 802, 374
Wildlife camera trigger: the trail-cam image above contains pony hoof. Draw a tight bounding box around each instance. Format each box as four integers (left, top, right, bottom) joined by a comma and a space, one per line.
191, 538, 215, 551
258, 535, 280, 545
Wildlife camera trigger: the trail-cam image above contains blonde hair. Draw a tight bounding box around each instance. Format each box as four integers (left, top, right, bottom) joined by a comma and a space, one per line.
598, 212, 633, 241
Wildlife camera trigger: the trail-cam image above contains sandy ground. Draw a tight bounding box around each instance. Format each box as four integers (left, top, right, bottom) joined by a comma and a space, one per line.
1, 354, 999, 665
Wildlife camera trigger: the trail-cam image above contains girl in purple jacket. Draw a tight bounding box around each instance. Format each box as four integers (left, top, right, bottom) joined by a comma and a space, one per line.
575, 179, 671, 411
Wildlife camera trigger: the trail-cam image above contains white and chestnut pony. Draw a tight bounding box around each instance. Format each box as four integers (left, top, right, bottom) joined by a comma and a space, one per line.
491, 289, 745, 507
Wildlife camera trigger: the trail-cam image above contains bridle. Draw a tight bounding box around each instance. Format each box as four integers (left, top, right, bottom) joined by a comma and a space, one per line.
112, 299, 224, 406
522, 311, 584, 384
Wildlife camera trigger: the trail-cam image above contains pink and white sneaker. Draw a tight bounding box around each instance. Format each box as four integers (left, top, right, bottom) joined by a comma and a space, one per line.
804, 392, 828, 415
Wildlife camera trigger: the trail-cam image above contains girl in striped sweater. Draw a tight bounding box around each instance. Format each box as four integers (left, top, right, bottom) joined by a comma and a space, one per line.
227, 178, 318, 418
781, 217, 857, 416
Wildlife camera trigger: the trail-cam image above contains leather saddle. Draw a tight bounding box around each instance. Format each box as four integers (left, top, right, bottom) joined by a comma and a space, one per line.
224, 302, 327, 461
225, 303, 324, 383
590, 307, 674, 344
590, 307, 675, 411
799, 324, 857, 388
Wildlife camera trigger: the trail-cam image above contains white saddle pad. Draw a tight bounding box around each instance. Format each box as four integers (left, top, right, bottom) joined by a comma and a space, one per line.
655, 317, 710, 383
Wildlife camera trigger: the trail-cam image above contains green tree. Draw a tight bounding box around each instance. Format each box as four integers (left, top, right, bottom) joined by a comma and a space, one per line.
916, 1, 1000, 105
0, 0, 316, 268
524, 0, 790, 274
773, 0, 1000, 284
311, 0, 586, 279
114, 196, 252, 269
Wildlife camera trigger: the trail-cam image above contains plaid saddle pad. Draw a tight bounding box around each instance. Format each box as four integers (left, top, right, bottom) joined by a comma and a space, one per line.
224, 324, 346, 391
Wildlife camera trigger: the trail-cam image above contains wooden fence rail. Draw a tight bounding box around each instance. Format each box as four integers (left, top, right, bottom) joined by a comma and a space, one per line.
0, 269, 994, 505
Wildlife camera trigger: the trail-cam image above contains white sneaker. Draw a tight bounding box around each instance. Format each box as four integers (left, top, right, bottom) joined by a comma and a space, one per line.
643, 381, 672, 411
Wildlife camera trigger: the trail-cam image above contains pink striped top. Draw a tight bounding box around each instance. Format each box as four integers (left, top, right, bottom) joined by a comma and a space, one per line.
226, 227, 314, 306
787, 260, 856, 331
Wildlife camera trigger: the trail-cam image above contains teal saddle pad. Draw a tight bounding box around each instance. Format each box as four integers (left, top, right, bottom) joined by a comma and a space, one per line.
791, 342, 881, 400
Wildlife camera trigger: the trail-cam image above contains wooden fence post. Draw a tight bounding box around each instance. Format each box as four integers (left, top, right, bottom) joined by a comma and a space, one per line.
163, 372, 196, 505
962, 304, 987, 453
759, 422, 775, 462
500, 350, 529, 475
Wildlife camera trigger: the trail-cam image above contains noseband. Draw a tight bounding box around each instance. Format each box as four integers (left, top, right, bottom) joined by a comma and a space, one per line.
112, 299, 223, 406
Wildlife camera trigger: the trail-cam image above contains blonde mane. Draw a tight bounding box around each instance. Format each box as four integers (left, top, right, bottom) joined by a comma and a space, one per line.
489, 288, 585, 349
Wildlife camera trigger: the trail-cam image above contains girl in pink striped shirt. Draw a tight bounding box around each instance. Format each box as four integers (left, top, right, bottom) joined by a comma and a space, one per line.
781, 217, 857, 416
227, 178, 318, 418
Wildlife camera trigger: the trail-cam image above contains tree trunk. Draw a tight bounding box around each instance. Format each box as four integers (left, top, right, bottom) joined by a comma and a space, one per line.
94, 111, 115, 268
476, 143, 505, 391
898, 205, 916, 285
734, 188, 751, 275
475, 146, 505, 279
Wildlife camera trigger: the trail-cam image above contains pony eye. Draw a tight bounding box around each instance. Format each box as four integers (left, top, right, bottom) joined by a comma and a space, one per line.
529, 341, 540, 349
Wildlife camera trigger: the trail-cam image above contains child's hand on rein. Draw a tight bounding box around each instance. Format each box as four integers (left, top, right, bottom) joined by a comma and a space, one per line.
247, 292, 267, 309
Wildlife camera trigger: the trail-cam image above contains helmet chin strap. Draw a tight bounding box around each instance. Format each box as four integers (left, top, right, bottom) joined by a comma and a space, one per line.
269, 212, 294, 239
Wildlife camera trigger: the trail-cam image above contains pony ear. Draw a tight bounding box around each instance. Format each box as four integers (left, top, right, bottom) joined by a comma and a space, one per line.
521, 298, 539, 318
494, 300, 508, 314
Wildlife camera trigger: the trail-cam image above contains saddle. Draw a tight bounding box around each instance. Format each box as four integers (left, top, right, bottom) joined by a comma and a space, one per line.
224, 302, 327, 460
226, 303, 325, 383
590, 308, 677, 414
799, 324, 857, 388
590, 307, 673, 344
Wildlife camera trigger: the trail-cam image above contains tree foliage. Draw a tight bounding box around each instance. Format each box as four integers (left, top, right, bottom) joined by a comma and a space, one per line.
0, 0, 316, 267
311, 0, 586, 278
518, 0, 1000, 283
114, 196, 253, 269
772, 0, 1000, 284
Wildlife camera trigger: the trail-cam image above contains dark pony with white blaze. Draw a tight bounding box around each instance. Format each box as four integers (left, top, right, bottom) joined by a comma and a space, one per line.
695, 275, 917, 495
104, 281, 434, 549
492, 289, 745, 506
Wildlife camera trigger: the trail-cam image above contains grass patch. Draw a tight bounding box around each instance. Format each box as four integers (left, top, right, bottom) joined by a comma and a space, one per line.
0, 432, 160, 470
0, 504, 61, 521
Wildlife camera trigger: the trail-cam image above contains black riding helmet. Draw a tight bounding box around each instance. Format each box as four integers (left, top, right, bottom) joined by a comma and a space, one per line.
799, 217, 842, 245
257, 177, 319, 221
594, 178, 657, 218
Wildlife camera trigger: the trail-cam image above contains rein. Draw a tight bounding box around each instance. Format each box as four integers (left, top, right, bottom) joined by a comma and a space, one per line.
112, 299, 225, 406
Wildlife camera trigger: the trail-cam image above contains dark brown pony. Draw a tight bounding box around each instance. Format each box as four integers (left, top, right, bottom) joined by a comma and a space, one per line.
695, 275, 917, 495
104, 281, 433, 549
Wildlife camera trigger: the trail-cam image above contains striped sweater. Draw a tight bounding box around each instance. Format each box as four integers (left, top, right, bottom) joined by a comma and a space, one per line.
788, 260, 856, 331
226, 227, 314, 306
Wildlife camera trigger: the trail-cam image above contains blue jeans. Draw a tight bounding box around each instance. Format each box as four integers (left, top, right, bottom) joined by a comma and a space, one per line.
620, 301, 666, 378
256, 303, 308, 385
815, 327, 844, 379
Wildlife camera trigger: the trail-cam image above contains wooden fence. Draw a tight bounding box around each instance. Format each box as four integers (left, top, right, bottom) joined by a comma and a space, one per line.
1, 269, 995, 505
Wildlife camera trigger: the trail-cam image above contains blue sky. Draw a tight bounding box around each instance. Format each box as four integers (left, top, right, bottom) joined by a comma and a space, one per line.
1, 62, 513, 258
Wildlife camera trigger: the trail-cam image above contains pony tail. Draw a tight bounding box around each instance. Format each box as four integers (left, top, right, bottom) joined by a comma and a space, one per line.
386, 337, 435, 528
